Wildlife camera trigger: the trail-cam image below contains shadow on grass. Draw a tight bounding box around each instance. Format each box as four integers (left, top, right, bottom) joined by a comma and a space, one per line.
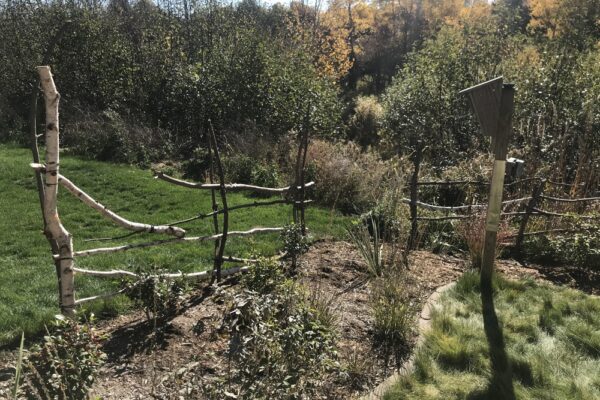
467, 280, 516, 400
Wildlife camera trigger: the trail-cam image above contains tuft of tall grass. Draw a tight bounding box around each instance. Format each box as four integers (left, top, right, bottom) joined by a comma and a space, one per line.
347, 217, 384, 277
12, 332, 24, 399
371, 272, 416, 366
455, 213, 510, 270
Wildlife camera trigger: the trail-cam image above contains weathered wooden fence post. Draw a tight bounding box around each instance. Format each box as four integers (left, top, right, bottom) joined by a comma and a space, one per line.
37, 66, 76, 315
209, 126, 228, 282
407, 143, 422, 251
515, 178, 546, 255
461, 77, 515, 288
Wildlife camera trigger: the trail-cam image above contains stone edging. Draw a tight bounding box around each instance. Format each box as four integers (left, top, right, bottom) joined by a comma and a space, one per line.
358, 281, 456, 400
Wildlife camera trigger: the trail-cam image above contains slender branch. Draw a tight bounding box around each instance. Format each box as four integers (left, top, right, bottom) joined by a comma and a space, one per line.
155, 172, 314, 194
400, 197, 531, 212
30, 169, 187, 238
539, 195, 600, 203
506, 227, 597, 238
532, 208, 600, 219
73, 265, 252, 305
75, 288, 127, 305
72, 267, 138, 278
83, 231, 141, 242
416, 216, 470, 221
167, 199, 313, 226
72, 227, 284, 257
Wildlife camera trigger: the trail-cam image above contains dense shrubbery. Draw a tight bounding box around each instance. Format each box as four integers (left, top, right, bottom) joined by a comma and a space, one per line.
205, 259, 338, 399
0, 0, 341, 162
304, 139, 394, 213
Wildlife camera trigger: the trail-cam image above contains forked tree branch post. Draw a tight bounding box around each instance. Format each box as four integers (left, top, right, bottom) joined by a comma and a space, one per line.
37, 66, 76, 315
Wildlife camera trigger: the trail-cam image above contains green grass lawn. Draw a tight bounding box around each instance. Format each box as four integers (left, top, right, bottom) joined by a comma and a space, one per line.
0, 144, 347, 347
385, 272, 600, 400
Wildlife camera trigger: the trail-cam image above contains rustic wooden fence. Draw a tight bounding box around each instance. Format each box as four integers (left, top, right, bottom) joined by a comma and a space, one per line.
30, 66, 312, 315
404, 175, 599, 255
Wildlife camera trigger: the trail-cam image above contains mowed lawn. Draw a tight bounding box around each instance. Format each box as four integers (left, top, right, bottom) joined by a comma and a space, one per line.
385, 272, 600, 400
0, 144, 347, 346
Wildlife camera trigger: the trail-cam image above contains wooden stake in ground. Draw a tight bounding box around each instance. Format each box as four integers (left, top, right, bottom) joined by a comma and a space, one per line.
461, 77, 515, 288
37, 66, 76, 315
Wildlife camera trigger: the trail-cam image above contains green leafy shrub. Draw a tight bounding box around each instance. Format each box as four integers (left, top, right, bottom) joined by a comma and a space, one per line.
222, 153, 256, 184
522, 229, 600, 269
207, 259, 338, 399
251, 162, 281, 189
24, 315, 105, 400
121, 270, 188, 322
281, 223, 310, 269
240, 258, 286, 295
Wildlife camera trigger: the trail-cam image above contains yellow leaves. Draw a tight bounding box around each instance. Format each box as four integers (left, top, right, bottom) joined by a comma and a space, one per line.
423, 0, 464, 28
528, 0, 561, 37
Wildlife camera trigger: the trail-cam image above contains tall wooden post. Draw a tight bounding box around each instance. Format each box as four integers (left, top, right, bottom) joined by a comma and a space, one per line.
461, 77, 515, 288
37, 66, 76, 315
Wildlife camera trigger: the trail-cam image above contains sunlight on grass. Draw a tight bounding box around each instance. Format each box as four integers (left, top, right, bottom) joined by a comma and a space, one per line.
0, 144, 347, 346
384, 271, 600, 400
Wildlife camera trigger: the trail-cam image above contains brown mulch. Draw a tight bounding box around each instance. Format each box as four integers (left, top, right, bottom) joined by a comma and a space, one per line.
0, 240, 596, 399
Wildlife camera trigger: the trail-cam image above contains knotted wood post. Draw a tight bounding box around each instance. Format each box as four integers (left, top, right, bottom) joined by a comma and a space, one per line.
37, 66, 76, 315
461, 77, 515, 289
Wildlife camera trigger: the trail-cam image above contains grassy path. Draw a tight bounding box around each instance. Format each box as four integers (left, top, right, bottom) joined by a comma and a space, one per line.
0, 144, 346, 346
384, 272, 600, 400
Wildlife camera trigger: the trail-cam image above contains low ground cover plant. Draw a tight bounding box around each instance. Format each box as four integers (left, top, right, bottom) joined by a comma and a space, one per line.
23, 315, 106, 400
384, 272, 600, 399
204, 259, 339, 399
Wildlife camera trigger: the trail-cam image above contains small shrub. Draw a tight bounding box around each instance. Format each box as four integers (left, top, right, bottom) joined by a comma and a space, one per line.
208, 263, 338, 399
24, 315, 105, 400
222, 153, 256, 184
522, 227, 599, 269
281, 223, 310, 270
251, 162, 281, 189
240, 258, 286, 295
121, 270, 188, 322
181, 146, 211, 179
347, 217, 384, 277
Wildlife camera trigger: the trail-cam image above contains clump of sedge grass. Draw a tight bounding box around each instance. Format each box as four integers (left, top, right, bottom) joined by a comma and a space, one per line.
347, 216, 384, 277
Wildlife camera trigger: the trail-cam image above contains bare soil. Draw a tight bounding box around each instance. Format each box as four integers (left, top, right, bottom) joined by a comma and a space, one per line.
0, 240, 594, 399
